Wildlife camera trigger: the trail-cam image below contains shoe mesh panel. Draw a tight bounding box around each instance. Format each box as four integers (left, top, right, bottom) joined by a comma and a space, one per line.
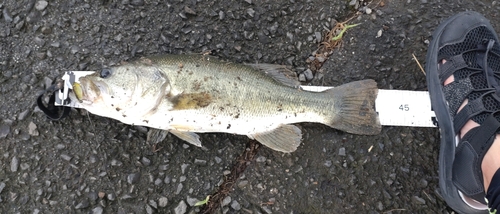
438, 26, 500, 125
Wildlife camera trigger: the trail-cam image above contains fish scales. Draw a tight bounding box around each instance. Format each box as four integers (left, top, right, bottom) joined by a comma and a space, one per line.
74, 54, 381, 152
148, 55, 328, 131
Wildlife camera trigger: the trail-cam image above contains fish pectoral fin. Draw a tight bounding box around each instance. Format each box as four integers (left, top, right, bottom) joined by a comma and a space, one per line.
247, 64, 300, 88
146, 128, 169, 145
249, 124, 301, 153
170, 129, 202, 147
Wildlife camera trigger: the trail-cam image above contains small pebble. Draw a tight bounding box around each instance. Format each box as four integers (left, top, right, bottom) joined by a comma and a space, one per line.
0, 182, 6, 193
174, 200, 187, 214
222, 196, 231, 207
70, 46, 80, 54
238, 180, 249, 188
154, 178, 162, 186
186, 196, 198, 206
420, 179, 428, 188
50, 42, 60, 48
17, 110, 29, 121
0, 124, 10, 138
60, 154, 72, 161
314, 32, 322, 42
246, 8, 255, 17
75, 200, 90, 209
41, 26, 52, 34
89, 154, 98, 163
176, 183, 183, 194
303, 69, 314, 81
369, 44, 376, 51
149, 200, 158, 209
92, 206, 104, 214
214, 156, 222, 164
158, 197, 168, 207
256, 156, 266, 162
130, 0, 144, 6
181, 164, 189, 174
20, 163, 30, 170
107, 193, 116, 201
324, 160, 332, 167
28, 122, 39, 136
412, 196, 426, 205
111, 159, 123, 166
146, 204, 153, 214
184, 6, 196, 15
338, 147, 346, 156
365, 8, 372, 14
194, 159, 207, 165
141, 157, 151, 166
219, 11, 225, 20
377, 201, 383, 210
231, 200, 241, 210
88, 192, 99, 202
11, 156, 19, 172
3, 8, 13, 22
298, 73, 306, 82
127, 173, 140, 184
35, 1, 48, 11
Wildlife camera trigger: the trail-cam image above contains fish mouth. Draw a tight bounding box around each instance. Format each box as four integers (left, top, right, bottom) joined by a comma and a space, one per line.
78, 77, 104, 102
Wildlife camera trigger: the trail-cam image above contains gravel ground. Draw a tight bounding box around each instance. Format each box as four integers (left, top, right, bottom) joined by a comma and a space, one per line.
2, 0, 500, 213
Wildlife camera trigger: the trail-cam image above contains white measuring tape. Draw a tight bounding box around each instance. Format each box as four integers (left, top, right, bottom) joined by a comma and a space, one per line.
56, 71, 437, 128
300, 86, 437, 128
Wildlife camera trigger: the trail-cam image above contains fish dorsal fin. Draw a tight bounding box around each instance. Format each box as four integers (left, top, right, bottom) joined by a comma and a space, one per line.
247, 64, 301, 88
250, 124, 301, 153
170, 129, 202, 147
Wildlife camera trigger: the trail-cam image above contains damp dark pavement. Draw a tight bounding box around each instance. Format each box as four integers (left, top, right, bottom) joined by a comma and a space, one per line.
1, 0, 500, 213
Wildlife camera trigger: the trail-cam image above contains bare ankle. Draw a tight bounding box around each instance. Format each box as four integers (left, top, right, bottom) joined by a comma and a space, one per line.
481, 136, 500, 192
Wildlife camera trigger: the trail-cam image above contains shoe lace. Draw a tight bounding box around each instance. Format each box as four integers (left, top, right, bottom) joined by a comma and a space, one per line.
481, 39, 499, 90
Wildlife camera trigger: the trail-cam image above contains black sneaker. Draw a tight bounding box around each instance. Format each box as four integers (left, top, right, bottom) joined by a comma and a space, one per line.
426, 11, 500, 213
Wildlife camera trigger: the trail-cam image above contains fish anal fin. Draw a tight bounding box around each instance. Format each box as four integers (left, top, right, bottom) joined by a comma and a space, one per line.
247, 64, 300, 88
146, 128, 169, 145
250, 124, 301, 153
170, 129, 202, 147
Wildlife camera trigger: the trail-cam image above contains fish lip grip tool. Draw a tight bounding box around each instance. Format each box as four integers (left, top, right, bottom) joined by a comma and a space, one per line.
54, 71, 96, 108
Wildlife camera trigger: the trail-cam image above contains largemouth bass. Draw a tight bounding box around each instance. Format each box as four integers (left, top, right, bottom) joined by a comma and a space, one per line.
72, 54, 381, 152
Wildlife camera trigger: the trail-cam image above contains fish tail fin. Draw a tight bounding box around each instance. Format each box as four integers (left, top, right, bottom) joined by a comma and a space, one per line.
324, 79, 381, 135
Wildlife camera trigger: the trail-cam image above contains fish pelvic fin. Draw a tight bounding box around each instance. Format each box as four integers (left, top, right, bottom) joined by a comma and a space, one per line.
170, 129, 202, 147
249, 124, 301, 153
326, 79, 381, 135
147, 129, 169, 145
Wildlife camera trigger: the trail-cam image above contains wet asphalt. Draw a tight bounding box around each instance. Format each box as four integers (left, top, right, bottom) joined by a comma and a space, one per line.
2, 0, 500, 213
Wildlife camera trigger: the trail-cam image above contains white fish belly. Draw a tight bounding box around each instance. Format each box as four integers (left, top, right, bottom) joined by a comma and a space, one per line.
143, 109, 326, 136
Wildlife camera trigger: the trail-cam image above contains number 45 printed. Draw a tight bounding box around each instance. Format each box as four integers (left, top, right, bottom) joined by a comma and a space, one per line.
399, 104, 409, 111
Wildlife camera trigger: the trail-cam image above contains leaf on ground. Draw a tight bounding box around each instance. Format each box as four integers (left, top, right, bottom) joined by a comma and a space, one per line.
331, 23, 360, 41
195, 195, 210, 206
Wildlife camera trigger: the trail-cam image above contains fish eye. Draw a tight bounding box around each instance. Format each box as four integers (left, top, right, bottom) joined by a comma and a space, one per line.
100, 68, 112, 78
